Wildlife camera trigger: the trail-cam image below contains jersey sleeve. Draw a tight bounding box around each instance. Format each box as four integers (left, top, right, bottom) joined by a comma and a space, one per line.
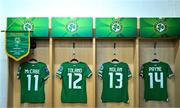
17, 64, 22, 79
166, 64, 174, 78
98, 64, 104, 79
85, 64, 92, 78
127, 64, 132, 78
56, 64, 64, 79
41, 64, 50, 80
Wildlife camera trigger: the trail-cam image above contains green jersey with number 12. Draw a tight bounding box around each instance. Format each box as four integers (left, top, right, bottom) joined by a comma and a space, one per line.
17, 62, 49, 103
140, 61, 174, 101
98, 62, 132, 103
56, 61, 92, 103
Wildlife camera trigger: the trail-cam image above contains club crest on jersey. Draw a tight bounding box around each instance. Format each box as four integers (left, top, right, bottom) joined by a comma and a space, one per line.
22, 21, 34, 31
58, 66, 63, 74
100, 64, 104, 71
110, 21, 122, 33
65, 21, 79, 33
44, 66, 49, 73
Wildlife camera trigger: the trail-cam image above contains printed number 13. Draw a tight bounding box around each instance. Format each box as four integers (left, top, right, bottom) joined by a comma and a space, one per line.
109, 72, 123, 89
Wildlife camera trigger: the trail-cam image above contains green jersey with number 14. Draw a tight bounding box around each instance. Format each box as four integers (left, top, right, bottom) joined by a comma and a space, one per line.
98, 62, 132, 103
17, 62, 49, 103
140, 61, 174, 101
56, 61, 92, 103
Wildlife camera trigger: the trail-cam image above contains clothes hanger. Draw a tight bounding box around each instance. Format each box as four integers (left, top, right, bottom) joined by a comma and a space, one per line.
112, 58, 119, 62
29, 58, 37, 62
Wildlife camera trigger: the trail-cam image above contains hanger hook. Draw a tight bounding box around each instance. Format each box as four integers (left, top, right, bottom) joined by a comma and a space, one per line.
72, 42, 76, 58
113, 42, 116, 56
154, 42, 157, 55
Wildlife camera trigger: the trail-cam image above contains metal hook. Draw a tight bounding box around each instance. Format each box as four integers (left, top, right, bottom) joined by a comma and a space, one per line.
113, 43, 116, 56
72, 42, 76, 58
153, 42, 157, 55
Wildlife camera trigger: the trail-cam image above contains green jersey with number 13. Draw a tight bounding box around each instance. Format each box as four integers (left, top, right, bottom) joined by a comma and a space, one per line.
56, 61, 92, 103
17, 62, 49, 103
140, 61, 174, 101
98, 62, 132, 103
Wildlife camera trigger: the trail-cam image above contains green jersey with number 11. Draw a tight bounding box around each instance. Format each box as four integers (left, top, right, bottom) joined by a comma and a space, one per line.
17, 62, 49, 103
56, 61, 92, 103
98, 62, 132, 103
140, 61, 174, 101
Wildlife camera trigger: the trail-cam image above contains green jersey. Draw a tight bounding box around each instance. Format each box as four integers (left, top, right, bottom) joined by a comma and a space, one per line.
140, 61, 174, 101
56, 61, 92, 103
98, 62, 132, 103
17, 61, 49, 103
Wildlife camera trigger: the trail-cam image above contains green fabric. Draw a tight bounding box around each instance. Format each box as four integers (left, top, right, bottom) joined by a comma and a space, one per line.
51, 17, 93, 37
6, 32, 30, 61
98, 62, 132, 103
96, 18, 137, 38
56, 61, 92, 103
140, 61, 174, 101
17, 62, 49, 103
7, 17, 49, 37
140, 18, 180, 38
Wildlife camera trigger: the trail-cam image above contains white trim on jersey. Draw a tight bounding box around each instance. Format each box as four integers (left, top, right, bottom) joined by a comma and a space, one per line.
98, 73, 103, 79
87, 73, 92, 78
128, 74, 132, 78
99, 70, 103, 74
56, 74, 62, 79
17, 76, 20, 79
168, 74, 174, 78
44, 75, 49, 80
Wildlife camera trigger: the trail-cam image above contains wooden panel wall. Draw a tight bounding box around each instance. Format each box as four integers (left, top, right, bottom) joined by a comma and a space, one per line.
7, 38, 180, 108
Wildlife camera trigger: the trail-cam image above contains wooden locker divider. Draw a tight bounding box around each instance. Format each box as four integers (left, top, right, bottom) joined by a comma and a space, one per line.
134, 37, 140, 107
96, 38, 137, 108
93, 37, 97, 107
49, 37, 53, 107
53, 38, 95, 108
